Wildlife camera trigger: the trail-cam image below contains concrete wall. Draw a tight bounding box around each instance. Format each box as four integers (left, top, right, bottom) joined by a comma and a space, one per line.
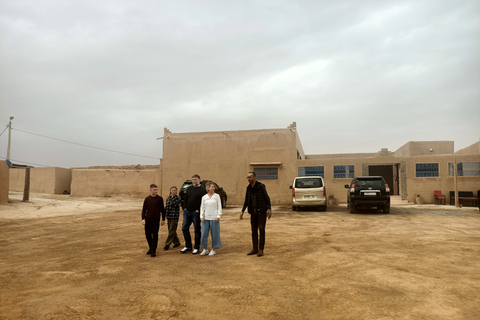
71, 169, 162, 198
0, 161, 9, 204
456, 141, 480, 155
161, 127, 300, 205
9, 167, 72, 194
394, 141, 454, 157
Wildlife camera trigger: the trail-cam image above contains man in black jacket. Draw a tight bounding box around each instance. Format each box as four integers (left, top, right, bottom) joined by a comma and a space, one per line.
181, 174, 207, 254
141, 184, 166, 257
240, 171, 272, 257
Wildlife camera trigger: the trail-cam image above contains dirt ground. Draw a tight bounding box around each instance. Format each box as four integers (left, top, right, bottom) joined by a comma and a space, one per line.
1, 193, 479, 320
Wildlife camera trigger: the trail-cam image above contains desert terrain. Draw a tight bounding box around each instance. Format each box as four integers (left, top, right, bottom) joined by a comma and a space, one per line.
1, 192, 479, 320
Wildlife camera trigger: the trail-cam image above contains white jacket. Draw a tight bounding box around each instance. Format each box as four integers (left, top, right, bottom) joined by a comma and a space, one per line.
200, 193, 222, 220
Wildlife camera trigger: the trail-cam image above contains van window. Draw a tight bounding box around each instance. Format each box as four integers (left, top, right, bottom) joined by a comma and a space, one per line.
295, 178, 323, 188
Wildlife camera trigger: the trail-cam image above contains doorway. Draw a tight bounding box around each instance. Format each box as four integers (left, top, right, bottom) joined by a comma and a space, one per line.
368, 165, 399, 195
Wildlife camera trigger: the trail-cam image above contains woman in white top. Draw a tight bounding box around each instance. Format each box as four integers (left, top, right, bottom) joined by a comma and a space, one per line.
199, 182, 222, 256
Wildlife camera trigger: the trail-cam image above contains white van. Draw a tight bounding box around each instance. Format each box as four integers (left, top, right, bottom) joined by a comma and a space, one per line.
289, 176, 327, 211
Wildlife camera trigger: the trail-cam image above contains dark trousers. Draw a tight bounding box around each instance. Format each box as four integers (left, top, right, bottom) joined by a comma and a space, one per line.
145, 218, 160, 252
182, 210, 201, 249
250, 210, 267, 250
165, 218, 181, 247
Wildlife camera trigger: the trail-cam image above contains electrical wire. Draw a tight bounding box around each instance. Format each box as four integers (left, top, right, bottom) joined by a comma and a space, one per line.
0, 156, 49, 167
0, 125, 8, 137
12, 128, 160, 160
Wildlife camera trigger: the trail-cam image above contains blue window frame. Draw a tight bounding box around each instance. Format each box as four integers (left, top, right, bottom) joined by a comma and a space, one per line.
298, 166, 324, 178
254, 167, 278, 180
449, 162, 480, 176
334, 165, 354, 178
416, 163, 439, 177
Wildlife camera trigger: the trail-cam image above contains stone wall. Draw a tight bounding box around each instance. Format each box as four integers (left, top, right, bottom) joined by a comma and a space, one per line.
71, 169, 162, 198
161, 127, 301, 205
0, 161, 9, 204
9, 167, 72, 194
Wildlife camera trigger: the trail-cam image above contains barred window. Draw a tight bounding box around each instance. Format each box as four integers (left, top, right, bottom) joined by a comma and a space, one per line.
334, 165, 354, 178
254, 167, 278, 180
298, 166, 324, 178
449, 162, 480, 176
416, 163, 439, 177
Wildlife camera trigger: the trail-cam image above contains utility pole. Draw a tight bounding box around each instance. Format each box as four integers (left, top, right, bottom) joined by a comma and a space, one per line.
7, 116, 14, 160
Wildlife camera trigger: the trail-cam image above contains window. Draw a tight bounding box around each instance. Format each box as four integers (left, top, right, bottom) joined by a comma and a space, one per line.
253, 167, 278, 180
449, 162, 480, 176
295, 177, 323, 188
334, 165, 354, 178
416, 163, 439, 177
298, 166, 324, 178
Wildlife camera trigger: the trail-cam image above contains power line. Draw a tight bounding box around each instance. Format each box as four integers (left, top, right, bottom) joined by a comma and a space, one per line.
0, 125, 8, 137
0, 156, 49, 167
12, 128, 160, 160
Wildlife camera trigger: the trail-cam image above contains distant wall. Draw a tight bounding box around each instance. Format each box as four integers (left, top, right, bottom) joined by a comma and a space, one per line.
395, 141, 454, 157
71, 169, 162, 198
455, 141, 480, 155
9, 167, 72, 194
0, 161, 9, 204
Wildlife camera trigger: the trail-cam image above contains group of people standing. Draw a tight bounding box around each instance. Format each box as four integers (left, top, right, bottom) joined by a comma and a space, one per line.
141, 172, 272, 258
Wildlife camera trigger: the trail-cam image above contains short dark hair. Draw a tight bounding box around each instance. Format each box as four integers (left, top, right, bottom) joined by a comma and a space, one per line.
150, 184, 158, 189
248, 171, 256, 177
192, 174, 200, 179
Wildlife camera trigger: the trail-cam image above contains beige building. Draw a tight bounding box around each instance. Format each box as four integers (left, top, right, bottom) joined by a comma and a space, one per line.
159, 123, 480, 205
7, 123, 480, 206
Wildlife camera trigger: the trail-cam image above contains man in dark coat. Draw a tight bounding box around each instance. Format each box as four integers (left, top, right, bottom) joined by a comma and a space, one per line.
240, 171, 272, 257
141, 184, 166, 257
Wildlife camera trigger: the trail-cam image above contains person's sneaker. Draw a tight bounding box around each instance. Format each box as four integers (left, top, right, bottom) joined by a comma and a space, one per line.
173, 243, 181, 248
192, 249, 199, 255
247, 249, 259, 255
257, 250, 264, 257
200, 249, 209, 256
209, 250, 216, 256
146, 250, 152, 255
181, 247, 192, 254
163, 245, 169, 251
151, 252, 156, 257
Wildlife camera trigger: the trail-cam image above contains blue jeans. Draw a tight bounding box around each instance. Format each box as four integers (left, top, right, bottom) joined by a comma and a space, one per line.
201, 220, 221, 249
182, 210, 201, 249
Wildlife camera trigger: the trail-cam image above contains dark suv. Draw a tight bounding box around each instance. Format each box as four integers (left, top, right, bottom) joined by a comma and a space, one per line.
345, 176, 390, 213
179, 180, 228, 208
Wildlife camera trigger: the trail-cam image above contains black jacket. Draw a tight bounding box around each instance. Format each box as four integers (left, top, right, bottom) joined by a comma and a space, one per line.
242, 181, 271, 213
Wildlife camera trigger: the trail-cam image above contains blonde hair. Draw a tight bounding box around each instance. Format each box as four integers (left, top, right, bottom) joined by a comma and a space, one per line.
205, 181, 214, 188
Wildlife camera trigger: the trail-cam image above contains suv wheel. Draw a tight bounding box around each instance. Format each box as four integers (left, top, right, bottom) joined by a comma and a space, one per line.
383, 205, 390, 214
292, 206, 297, 211
349, 203, 356, 214
222, 197, 227, 208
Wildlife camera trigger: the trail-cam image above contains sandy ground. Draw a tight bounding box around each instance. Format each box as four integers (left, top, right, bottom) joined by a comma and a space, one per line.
1, 192, 479, 320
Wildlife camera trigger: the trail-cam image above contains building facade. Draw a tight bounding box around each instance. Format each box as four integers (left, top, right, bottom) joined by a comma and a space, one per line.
160, 123, 480, 205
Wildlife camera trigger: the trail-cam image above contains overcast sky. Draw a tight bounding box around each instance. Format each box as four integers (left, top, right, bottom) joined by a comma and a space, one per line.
1, 0, 479, 168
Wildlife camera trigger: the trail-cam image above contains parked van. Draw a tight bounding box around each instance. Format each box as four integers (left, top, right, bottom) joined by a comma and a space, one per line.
289, 176, 327, 211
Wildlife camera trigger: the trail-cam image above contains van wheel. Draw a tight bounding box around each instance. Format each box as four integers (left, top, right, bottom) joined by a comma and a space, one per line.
383, 205, 390, 214
349, 204, 356, 214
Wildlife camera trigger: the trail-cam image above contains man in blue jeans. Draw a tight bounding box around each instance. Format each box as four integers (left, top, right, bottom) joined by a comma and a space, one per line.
181, 174, 207, 254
